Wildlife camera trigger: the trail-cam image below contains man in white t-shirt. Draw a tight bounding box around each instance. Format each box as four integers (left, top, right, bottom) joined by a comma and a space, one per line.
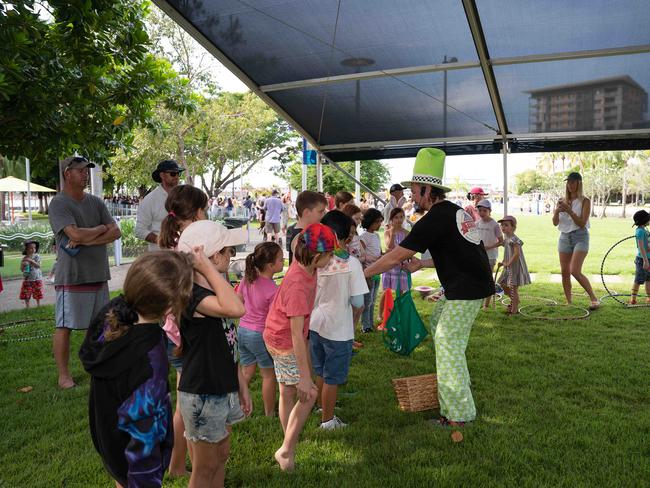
135, 159, 184, 251
309, 211, 368, 430
382, 183, 406, 224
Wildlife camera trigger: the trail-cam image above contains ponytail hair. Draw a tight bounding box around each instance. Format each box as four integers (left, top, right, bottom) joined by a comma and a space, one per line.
94, 251, 194, 342
102, 295, 139, 341
244, 242, 282, 283
158, 185, 208, 249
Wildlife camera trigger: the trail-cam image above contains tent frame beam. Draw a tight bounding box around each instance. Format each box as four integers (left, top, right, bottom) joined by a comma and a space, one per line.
151, 0, 323, 151
260, 44, 650, 93
462, 0, 508, 141
319, 128, 650, 152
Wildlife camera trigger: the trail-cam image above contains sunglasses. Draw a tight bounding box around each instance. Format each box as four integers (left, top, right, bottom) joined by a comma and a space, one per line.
164, 171, 179, 177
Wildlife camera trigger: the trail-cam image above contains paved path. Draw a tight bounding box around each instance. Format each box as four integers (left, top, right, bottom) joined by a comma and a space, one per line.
0, 223, 270, 313
0, 264, 132, 313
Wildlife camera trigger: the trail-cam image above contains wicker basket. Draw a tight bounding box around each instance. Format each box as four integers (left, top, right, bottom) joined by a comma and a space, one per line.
392, 373, 439, 412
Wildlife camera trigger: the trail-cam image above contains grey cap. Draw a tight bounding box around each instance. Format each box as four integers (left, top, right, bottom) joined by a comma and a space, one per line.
60, 156, 95, 172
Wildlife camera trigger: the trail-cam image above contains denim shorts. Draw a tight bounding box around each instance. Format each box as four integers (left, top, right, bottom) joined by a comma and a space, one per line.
166, 337, 183, 372
178, 391, 244, 444
238, 327, 274, 369
309, 331, 353, 385
634, 256, 650, 284
558, 228, 590, 254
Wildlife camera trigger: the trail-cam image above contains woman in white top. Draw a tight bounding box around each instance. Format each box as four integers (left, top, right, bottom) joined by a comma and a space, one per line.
552, 172, 599, 309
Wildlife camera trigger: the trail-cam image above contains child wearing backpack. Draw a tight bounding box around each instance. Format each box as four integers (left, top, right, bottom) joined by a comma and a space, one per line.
79, 251, 195, 488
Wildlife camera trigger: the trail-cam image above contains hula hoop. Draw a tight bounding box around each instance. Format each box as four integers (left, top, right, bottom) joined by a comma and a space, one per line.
0, 316, 55, 344
600, 293, 650, 309
600, 236, 650, 308
519, 304, 590, 321
501, 295, 558, 307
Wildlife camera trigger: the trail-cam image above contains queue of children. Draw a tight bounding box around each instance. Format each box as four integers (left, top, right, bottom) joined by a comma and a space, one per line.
76, 182, 542, 487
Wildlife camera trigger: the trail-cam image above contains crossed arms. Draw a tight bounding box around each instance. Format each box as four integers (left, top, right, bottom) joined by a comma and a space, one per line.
63, 223, 121, 248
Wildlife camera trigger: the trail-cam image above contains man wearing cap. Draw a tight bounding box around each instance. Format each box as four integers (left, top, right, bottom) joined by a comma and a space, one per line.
364, 148, 494, 427
49, 156, 121, 389
465, 187, 488, 223
382, 183, 407, 225
135, 159, 184, 251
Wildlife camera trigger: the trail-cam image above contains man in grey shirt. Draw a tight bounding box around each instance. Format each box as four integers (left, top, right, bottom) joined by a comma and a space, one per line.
135, 159, 184, 251
48, 156, 121, 389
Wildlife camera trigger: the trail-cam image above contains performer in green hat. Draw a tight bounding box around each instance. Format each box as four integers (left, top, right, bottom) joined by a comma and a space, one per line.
364, 148, 494, 427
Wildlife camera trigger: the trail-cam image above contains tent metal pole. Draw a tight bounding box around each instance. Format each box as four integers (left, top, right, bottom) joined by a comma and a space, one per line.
355, 161, 361, 200
26, 157, 32, 223
317, 153, 323, 192
326, 158, 385, 205
502, 142, 509, 216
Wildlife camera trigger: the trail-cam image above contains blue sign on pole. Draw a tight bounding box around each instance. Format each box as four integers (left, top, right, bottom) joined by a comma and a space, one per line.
302, 138, 317, 165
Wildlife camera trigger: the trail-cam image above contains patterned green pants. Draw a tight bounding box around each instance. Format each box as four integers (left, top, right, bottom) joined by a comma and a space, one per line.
429, 296, 482, 422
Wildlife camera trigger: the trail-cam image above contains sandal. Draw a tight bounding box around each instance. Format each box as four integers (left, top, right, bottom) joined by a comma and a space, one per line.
588, 301, 601, 311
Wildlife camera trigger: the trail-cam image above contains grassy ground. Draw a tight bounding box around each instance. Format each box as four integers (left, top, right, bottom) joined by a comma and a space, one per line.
1, 214, 635, 280
513, 215, 635, 275
380, 214, 635, 278
1, 275, 648, 487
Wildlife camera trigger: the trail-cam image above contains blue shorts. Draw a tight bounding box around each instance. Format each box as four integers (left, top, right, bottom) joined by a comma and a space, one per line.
634, 256, 650, 284
178, 391, 244, 444
166, 337, 183, 372
238, 327, 274, 369
309, 331, 352, 385
558, 228, 589, 254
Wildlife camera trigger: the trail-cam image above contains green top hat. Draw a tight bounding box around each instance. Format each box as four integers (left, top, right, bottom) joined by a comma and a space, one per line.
401, 148, 451, 193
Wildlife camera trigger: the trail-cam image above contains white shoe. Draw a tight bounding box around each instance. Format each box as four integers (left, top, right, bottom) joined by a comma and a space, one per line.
319, 415, 347, 430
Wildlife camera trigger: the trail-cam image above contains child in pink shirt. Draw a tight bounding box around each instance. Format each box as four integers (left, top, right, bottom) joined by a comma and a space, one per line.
263, 223, 338, 472
237, 242, 284, 416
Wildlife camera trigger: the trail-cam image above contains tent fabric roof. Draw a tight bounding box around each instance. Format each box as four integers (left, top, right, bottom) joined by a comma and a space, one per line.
154, 0, 650, 161
0, 176, 56, 193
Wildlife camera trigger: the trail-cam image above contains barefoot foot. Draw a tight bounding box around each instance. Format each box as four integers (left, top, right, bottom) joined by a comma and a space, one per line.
274, 448, 295, 472
58, 377, 76, 389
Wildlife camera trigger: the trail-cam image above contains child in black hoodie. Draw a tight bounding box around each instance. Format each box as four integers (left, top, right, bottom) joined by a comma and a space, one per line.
79, 250, 195, 488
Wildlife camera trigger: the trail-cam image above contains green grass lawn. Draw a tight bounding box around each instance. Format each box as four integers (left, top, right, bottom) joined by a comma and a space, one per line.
383, 214, 635, 277
1, 275, 648, 487
514, 215, 636, 275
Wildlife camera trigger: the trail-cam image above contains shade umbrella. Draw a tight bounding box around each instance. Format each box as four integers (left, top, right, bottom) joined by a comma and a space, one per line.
0, 176, 56, 223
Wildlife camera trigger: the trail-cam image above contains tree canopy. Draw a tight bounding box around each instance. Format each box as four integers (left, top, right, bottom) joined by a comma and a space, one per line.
108, 92, 297, 196
0, 0, 189, 179
283, 160, 390, 195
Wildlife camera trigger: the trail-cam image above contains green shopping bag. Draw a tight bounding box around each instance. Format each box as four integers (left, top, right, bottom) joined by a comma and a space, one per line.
382, 275, 428, 356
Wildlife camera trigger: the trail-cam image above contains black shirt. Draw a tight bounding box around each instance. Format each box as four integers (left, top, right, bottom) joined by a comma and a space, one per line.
179, 284, 239, 395
400, 200, 494, 300
286, 224, 302, 264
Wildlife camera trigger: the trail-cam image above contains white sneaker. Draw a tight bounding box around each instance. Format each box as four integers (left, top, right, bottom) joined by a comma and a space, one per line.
319, 416, 347, 430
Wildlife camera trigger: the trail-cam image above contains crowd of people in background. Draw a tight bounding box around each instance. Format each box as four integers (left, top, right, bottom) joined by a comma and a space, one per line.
0, 151, 646, 488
